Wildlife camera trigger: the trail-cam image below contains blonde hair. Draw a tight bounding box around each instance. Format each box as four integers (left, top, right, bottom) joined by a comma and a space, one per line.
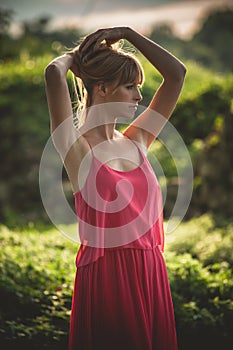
71, 39, 144, 128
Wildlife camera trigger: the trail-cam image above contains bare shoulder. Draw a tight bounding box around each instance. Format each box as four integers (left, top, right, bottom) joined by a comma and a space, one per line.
120, 127, 147, 151
115, 128, 147, 155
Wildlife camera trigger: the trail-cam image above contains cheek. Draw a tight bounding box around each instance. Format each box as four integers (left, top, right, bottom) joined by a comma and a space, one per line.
120, 90, 132, 100
113, 92, 129, 102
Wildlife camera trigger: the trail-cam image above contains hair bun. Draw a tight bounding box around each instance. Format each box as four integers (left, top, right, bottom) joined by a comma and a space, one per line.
72, 41, 114, 79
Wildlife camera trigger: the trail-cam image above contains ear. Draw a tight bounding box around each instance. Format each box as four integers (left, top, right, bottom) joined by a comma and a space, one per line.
97, 81, 106, 97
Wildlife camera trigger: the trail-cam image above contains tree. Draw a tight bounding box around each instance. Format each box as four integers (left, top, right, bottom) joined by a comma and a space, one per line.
0, 6, 13, 35
192, 8, 233, 72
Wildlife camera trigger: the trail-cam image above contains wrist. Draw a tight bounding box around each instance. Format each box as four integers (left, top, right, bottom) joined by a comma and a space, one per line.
122, 27, 134, 40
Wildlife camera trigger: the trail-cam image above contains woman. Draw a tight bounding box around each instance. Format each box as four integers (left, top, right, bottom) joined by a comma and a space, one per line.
45, 26, 186, 350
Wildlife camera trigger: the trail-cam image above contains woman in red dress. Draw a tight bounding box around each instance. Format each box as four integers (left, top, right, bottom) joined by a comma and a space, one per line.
45, 27, 186, 350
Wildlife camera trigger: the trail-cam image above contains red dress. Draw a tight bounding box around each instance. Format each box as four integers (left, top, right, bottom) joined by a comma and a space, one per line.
68, 139, 178, 350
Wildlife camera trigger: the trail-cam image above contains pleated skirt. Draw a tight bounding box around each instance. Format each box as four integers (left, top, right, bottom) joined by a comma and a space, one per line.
68, 247, 178, 350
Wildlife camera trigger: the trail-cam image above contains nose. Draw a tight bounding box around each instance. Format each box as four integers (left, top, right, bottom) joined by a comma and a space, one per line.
135, 87, 142, 102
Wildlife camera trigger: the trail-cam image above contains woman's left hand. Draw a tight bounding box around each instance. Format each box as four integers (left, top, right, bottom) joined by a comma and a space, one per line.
79, 27, 130, 53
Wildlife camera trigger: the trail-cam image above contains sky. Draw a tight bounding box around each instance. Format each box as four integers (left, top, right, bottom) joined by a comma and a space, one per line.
1, 0, 232, 38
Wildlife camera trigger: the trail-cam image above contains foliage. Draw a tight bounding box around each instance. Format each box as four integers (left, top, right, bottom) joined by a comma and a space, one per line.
0, 7, 13, 35
168, 255, 233, 350
166, 214, 233, 266
0, 224, 77, 349
191, 7, 233, 72
165, 214, 233, 349
140, 58, 231, 144
0, 55, 51, 224
0, 8, 84, 61
0, 215, 232, 349
149, 7, 233, 73
143, 59, 233, 219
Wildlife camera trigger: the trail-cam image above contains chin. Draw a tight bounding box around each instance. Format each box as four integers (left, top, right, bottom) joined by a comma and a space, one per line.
117, 112, 135, 122
113, 103, 138, 121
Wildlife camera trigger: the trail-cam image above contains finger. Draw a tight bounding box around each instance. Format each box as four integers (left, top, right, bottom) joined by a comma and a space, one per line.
79, 29, 105, 52
79, 37, 95, 52
93, 37, 108, 51
81, 36, 100, 53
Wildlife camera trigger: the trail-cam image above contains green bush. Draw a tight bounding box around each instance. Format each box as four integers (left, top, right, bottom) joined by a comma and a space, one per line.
167, 254, 233, 350
165, 214, 233, 349
0, 56, 51, 224
144, 63, 233, 219
0, 224, 77, 349
166, 214, 233, 266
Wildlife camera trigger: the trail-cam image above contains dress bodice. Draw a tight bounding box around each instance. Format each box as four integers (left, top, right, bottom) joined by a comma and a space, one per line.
74, 139, 164, 266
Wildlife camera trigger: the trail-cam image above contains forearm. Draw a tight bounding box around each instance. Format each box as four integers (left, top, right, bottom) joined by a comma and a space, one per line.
44, 53, 75, 134
124, 27, 186, 81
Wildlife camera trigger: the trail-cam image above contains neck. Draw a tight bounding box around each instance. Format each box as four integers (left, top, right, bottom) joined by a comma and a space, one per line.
80, 103, 117, 140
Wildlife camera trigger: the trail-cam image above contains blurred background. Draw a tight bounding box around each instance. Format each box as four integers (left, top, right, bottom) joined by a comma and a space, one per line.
0, 0, 232, 349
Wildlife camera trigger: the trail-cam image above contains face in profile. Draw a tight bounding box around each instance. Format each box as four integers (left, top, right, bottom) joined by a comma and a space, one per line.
102, 81, 142, 120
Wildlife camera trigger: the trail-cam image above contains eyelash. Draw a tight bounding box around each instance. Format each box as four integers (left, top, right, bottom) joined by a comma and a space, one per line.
126, 84, 141, 90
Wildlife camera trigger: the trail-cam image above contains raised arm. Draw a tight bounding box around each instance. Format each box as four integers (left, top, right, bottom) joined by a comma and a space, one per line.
45, 53, 75, 131
45, 52, 86, 151
44, 53, 87, 192
125, 27, 186, 116
123, 27, 186, 147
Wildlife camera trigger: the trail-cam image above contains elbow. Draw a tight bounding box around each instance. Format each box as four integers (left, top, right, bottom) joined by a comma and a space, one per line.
163, 63, 187, 85
45, 63, 55, 79
174, 62, 187, 82
180, 63, 187, 78
178, 62, 187, 81
44, 63, 63, 83
169, 63, 187, 85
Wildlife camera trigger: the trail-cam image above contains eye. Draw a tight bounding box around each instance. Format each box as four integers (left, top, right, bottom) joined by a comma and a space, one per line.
125, 84, 134, 90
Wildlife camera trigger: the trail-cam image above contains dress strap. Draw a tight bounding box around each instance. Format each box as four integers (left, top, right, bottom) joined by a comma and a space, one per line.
121, 132, 148, 161
84, 132, 147, 167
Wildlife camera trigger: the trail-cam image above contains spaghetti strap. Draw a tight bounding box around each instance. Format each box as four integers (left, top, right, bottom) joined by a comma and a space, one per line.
83, 132, 146, 167
84, 131, 146, 158
121, 131, 148, 162
121, 129, 146, 147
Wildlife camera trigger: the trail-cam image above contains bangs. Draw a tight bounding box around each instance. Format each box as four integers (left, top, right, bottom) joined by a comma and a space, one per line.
114, 55, 144, 88
124, 59, 144, 85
